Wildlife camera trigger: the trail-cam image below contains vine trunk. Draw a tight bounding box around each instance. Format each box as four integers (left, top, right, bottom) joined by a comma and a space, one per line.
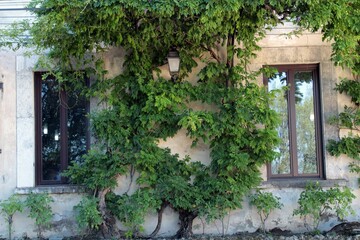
174, 209, 198, 238
98, 188, 118, 238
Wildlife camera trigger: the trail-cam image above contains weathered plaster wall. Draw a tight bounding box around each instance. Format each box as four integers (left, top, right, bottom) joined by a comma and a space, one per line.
16, 54, 37, 188
0, 21, 359, 238
0, 49, 89, 239
0, 50, 17, 197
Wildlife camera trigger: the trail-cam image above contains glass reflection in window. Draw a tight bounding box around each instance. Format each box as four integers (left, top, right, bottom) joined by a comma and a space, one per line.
294, 71, 317, 174
268, 72, 291, 174
41, 78, 61, 181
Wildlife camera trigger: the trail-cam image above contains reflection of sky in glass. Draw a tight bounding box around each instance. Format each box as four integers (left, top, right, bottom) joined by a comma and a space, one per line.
268, 72, 287, 91
297, 83, 313, 102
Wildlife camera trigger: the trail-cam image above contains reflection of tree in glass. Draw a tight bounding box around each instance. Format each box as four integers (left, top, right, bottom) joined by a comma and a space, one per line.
268, 71, 317, 175
67, 85, 87, 164
294, 74, 317, 174
296, 99, 317, 173
294, 72, 313, 103
41, 78, 88, 181
41, 78, 61, 181
268, 73, 290, 174
272, 72, 288, 99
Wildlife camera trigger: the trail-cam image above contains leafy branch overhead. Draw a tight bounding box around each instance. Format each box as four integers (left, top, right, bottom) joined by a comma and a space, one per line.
1, 0, 359, 238
2, 1, 359, 74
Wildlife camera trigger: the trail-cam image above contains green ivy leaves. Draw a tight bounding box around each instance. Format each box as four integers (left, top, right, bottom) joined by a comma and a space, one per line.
327, 78, 360, 175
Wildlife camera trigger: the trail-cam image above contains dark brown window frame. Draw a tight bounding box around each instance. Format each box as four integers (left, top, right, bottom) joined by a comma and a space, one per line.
264, 64, 324, 179
34, 72, 90, 185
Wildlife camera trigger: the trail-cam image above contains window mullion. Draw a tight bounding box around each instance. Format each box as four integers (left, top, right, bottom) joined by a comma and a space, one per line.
60, 89, 68, 183
35, 74, 43, 185
313, 69, 323, 177
288, 69, 298, 177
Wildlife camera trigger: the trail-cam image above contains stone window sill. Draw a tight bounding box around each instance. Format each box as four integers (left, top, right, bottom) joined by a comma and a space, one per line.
14, 180, 348, 194
15, 185, 87, 195
261, 179, 348, 189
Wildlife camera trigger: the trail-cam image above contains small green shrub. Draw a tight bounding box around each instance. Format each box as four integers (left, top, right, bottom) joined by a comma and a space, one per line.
293, 182, 355, 232
25, 193, 54, 239
74, 196, 102, 232
0, 195, 24, 240
106, 190, 160, 238
249, 190, 283, 233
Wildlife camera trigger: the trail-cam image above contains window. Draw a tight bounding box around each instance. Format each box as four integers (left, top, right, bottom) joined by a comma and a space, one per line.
35, 73, 89, 185
264, 64, 323, 179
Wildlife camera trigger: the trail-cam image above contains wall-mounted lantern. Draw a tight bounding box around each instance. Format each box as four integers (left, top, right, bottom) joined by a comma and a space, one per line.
167, 48, 180, 81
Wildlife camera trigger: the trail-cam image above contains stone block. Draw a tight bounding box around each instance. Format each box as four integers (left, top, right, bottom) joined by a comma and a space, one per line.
16, 117, 35, 188
16, 72, 34, 118
16, 55, 26, 72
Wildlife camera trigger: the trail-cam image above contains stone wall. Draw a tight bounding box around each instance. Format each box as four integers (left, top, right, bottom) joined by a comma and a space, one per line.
0, 21, 359, 238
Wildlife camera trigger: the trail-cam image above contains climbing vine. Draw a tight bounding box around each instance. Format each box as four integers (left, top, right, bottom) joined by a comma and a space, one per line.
327, 78, 360, 174
1, 0, 359, 238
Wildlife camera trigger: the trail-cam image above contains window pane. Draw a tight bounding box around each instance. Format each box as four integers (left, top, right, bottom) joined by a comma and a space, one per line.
294, 71, 317, 174
268, 72, 291, 174
41, 78, 61, 181
67, 89, 88, 163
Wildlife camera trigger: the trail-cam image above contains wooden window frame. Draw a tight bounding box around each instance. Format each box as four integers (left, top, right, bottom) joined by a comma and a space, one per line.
264, 64, 324, 179
34, 72, 90, 185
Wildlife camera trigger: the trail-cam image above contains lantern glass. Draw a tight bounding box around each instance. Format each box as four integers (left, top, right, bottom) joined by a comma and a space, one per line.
167, 49, 180, 78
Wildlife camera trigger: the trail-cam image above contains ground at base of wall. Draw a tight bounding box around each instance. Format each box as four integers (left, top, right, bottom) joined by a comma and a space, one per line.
188, 233, 360, 240
61, 233, 360, 240
160, 222, 360, 240
4, 222, 359, 240
2, 233, 358, 240
63, 232, 360, 240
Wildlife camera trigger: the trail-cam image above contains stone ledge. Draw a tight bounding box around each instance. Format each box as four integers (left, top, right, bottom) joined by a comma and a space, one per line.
261, 179, 348, 189
15, 185, 87, 195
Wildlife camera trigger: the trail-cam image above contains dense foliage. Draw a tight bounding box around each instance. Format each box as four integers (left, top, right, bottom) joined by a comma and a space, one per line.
1, 0, 359, 238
